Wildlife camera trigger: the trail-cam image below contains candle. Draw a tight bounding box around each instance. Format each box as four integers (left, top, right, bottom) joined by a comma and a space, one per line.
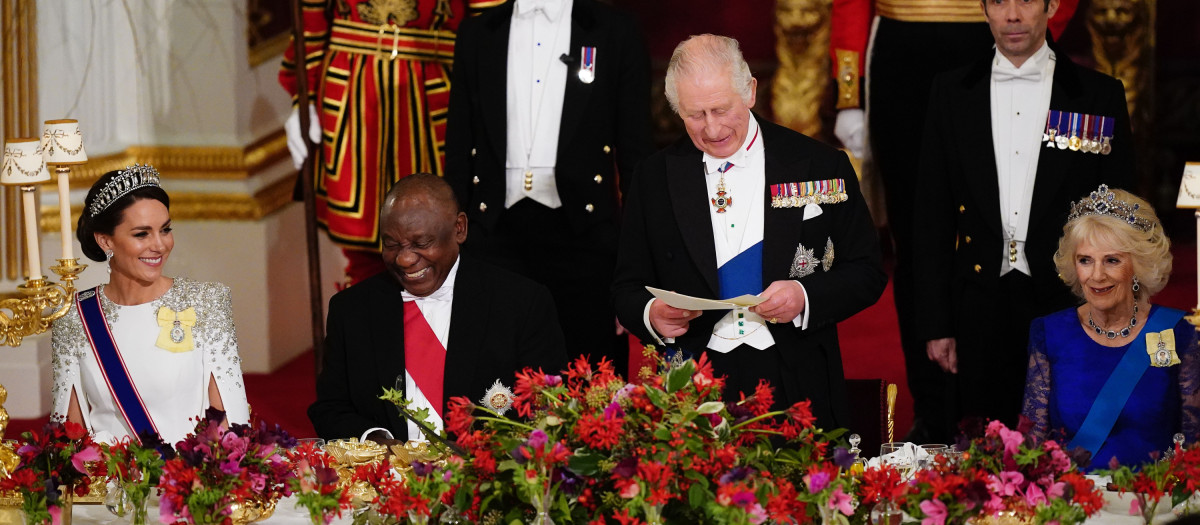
21, 187, 42, 281
56, 168, 73, 260
1195, 211, 1199, 309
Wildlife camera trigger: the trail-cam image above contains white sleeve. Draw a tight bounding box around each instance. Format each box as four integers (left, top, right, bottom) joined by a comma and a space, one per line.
50, 304, 88, 427
200, 284, 250, 426
791, 281, 811, 330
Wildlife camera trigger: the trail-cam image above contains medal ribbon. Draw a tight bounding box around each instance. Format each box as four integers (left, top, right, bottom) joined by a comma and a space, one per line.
77, 288, 160, 443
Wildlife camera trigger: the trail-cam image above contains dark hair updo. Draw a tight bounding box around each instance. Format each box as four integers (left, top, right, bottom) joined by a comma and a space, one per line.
77, 168, 171, 262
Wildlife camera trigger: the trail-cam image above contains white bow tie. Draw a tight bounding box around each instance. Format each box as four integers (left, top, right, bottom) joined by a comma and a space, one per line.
516, 0, 561, 18
401, 285, 453, 304
993, 62, 1043, 83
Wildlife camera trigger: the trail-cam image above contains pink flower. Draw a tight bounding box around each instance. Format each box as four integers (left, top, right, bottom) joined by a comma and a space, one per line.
986, 420, 1007, 437
806, 471, 831, 493
920, 499, 948, 525
1046, 482, 1066, 500
747, 503, 768, 524
987, 472, 1024, 496
1129, 498, 1142, 516
829, 486, 855, 516
999, 427, 1024, 457
1024, 483, 1047, 506
49, 504, 62, 525
984, 495, 1006, 514
618, 479, 640, 499
70, 444, 101, 474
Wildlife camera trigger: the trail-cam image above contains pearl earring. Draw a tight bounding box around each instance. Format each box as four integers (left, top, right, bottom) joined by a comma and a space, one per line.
105, 250, 113, 274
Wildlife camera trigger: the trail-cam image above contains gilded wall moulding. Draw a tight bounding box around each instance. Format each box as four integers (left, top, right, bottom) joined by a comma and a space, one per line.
63, 131, 288, 185
40, 174, 296, 231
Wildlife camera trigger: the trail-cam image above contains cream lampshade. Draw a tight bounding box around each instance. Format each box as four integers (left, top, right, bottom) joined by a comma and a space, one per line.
1, 138, 51, 185
1177, 162, 1200, 209
41, 119, 88, 261
41, 119, 88, 165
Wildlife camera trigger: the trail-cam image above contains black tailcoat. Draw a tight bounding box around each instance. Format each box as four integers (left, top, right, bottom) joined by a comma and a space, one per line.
612, 116, 887, 429
309, 257, 569, 440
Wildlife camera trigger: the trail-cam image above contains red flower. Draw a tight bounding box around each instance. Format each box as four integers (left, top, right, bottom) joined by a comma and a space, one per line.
786, 400, 816, 428
445, 397, 475, 437
576, 412, 623, 450
63, 421, 88, 440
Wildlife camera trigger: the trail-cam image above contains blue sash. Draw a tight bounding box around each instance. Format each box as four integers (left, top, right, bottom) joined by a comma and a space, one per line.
76, 288, 159, 442
718, 241, 763, 299
1066, 306, 1184, 457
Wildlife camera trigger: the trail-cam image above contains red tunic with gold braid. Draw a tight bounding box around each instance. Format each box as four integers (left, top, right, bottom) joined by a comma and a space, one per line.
279, 0, 502, 250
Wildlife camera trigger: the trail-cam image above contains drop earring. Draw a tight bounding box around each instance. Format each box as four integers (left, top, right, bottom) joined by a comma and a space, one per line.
105, 250, 114, 275
1132, 276, 1141, 293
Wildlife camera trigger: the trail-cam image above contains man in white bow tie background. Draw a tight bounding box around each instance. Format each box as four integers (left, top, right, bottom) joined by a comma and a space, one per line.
310, 173, 568, 444
445, 0, 652, 377
612, 34, 886, 429
913, 0, 1133, 430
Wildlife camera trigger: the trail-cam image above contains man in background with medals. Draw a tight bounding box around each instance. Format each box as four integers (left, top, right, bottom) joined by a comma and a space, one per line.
612, 34, 886, 430
913, 0, 1134, 430
444, 0, 652, 375
280, 0, 501, 286
829, 0, 1076, 442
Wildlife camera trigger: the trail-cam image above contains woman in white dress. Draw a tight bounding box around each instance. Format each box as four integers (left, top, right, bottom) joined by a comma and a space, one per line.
50, 164, 249, 445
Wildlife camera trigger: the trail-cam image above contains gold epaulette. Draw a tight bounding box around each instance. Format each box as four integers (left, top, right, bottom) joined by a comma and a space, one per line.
835, 50, 861, 109
876, 0, 986, 23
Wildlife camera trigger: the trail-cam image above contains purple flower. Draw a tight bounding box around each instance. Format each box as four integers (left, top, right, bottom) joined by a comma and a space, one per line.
719, 466, 751, 484
511, 445, 528, 465
411, 461, 434, 476
219, 458, 243, 476
731, 490, 757, 507
612, 457, 637, 478
833, 446, 856, 470
544, 375, 563, 386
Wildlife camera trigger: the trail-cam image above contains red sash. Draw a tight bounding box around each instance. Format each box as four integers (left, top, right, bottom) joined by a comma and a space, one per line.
403, 301, 447, 419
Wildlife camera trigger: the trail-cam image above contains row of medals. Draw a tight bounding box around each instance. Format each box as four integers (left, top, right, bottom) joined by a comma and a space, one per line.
1044, 126, 1111, 155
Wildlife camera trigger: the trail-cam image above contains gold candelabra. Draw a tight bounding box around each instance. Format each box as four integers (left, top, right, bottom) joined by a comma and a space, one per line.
0, 258, 85, 347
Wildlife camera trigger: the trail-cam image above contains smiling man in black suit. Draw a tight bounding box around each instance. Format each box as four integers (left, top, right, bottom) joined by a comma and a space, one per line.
612, 34, 886, 430
913, 0, 1134, 431
309, 173, 568, 444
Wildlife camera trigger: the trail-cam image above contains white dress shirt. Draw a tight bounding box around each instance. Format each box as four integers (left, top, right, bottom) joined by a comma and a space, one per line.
504, 0, 572, 209
991, 42, 1055, 277
642, 114, 810, 352
362, 257, 459, 443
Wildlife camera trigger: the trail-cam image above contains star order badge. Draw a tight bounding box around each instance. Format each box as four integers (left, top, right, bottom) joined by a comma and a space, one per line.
480, 379, 515, 415
789, 243, 817, 279
822, 237, 835, 272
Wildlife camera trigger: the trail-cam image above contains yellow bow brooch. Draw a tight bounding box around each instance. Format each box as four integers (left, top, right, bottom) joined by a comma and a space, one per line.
1145, 329, 1181, 368
156, 306, 196, 353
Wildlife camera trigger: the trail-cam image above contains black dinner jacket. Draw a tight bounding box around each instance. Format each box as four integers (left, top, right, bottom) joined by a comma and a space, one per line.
912, 44, 1135, 342
612, 116, 887, 428
309, 256, 569, 441
444, 0, 652, 236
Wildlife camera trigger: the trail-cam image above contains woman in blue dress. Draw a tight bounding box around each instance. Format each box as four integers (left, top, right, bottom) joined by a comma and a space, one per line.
1022, 185, 1200, 470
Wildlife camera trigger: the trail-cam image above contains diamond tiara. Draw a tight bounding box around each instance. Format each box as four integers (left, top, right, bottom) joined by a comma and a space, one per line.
87, 164, 162, 218
1066, 184, 1154, 232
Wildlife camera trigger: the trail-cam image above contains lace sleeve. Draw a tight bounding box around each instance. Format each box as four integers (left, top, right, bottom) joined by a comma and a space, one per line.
1176, 319, 1200, 443
189, 281, 250, 426
49, 302, 85, 424
1022, 317, 1051, 441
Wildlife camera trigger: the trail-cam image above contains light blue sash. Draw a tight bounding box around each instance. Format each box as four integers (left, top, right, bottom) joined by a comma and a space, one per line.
1066, 306, 1183, 457
717, 241, 763, 299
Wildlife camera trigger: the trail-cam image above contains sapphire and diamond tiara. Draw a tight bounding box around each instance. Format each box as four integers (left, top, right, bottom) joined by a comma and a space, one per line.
87, 164, 161, 218
1066, 184, 1154, 232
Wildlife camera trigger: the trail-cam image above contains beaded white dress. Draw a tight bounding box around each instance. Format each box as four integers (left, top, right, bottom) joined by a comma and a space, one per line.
50, 277, 250, 445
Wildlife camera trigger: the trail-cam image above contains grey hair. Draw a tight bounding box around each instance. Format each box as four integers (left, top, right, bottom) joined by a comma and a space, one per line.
664, 34, 754, 114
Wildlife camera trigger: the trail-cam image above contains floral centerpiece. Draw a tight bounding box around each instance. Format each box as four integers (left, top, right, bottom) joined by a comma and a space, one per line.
157, 408, 297, 524
104, 431, 171, 525
366, 349, 856, 524
874, 419, 1104, 525
287, 441, 350, 525
1100, 441, 1200, 523
0, 421, 103, 525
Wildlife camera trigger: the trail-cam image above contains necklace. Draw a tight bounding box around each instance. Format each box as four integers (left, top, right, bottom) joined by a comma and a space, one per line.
1087, 302, 1139, 339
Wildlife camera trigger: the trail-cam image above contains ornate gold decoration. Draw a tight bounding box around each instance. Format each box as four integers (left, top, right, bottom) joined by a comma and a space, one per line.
834, 49, 861, 110
56, 131, 287, 186
41, 169, 296, 232
0, 258, 85, 347
875, 0, 985, 23
772, 0, 832, 138
357, 0, 419, 26
1086, 0, 1154, 126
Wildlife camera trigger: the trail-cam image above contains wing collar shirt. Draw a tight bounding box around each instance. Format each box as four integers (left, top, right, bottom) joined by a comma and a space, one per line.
361, 257, 459, 443
504, 0, 572, 209
642, 114, 810, 351
991, 41, 1055, 277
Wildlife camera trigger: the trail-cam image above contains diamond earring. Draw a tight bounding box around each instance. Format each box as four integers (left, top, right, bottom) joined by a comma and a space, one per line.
1132, 276, 1141, 293
105, 250, 114, 274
